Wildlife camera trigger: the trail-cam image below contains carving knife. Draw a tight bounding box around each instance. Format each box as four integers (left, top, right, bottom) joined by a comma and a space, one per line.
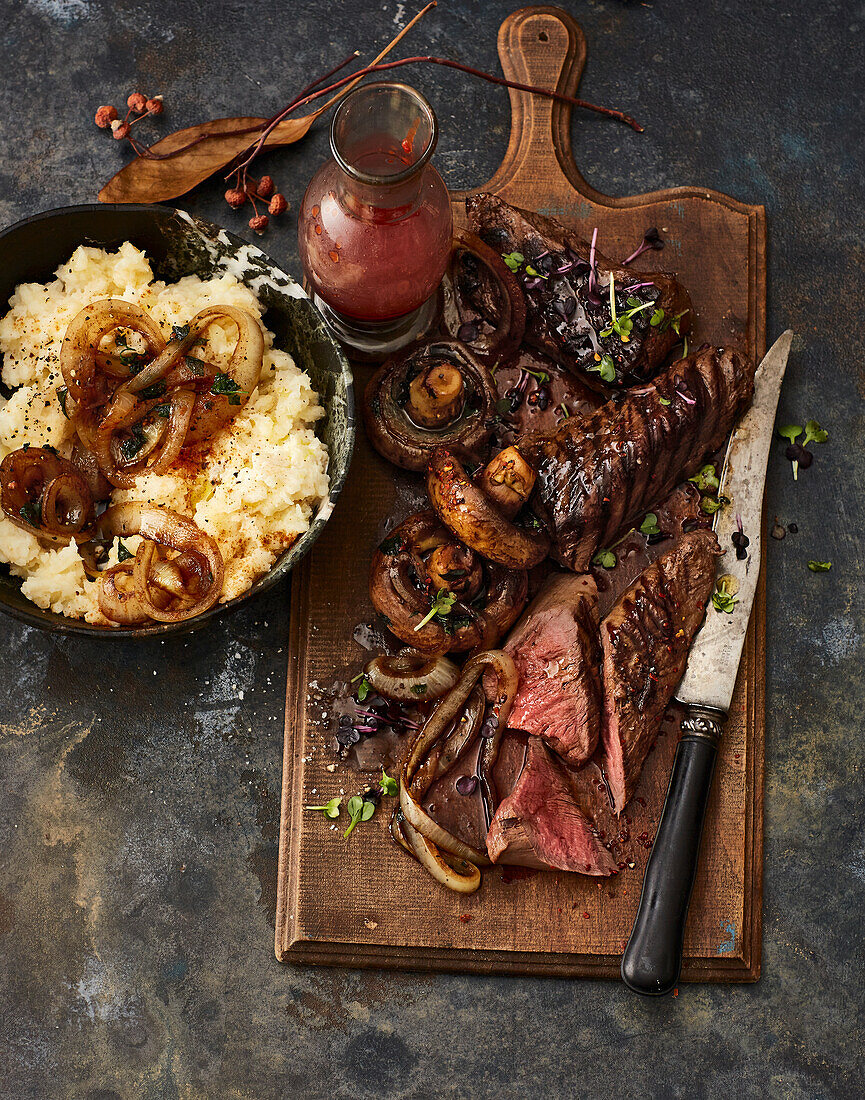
621, 330, 794, 996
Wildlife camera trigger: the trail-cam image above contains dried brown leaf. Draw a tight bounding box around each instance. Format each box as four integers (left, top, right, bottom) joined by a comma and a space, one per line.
98, 114, 316, 204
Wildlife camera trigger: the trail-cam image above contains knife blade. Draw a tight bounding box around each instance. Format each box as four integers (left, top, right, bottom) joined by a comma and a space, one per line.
675, 328, 795, 712
621, 330, 793, 997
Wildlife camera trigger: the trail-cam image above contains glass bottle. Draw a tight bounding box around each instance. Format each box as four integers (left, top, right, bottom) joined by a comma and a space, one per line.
298, 82, 453, 359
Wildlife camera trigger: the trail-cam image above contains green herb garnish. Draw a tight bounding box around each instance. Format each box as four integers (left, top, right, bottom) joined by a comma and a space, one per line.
210, 372, 246, 406
712, 576, 738, 613
502, 251, 525, 273
379, 534, 404, 555
700, 495, 728, 516
380, 769, 398, 797
119, 425, 146, 462
350, 672, 371, 702
593, 548, 617, 570
524, 367, 550, 383
600, 276, 653, 342
807, 560, 832, 572
658, 396, 672, 406
19, 500, 41, 528
306, 796, 342, 820
410, 684, 427, 696
650, 308, 665, 327
154, 403, 171, 418
171, 323, 190, 342
344, 794, 376, 837
689, 463, 720, 493
139, 380, 167, 401
117, 540, 133, 563
803, 419, 828, 446
639, 512, 661, 536
57, 386, 69, 418
414, 589, 456, 632
589, 354, 616, 383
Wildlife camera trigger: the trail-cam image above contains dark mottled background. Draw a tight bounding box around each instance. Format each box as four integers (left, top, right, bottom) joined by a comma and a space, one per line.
0, 1, 862, 1097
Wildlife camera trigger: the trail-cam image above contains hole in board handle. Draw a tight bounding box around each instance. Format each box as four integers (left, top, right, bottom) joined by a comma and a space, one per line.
538, 30, 549, 42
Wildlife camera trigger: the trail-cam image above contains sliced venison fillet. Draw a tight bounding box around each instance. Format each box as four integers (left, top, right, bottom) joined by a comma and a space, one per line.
487, 736, 617, 875
600, 529, 719, 814
523, 345, 755, 572
503, 573, 602, 765
464, 193, 692, 387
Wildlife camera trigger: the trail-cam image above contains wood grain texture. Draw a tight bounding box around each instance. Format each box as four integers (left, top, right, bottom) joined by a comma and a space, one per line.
275, 6, 766, 981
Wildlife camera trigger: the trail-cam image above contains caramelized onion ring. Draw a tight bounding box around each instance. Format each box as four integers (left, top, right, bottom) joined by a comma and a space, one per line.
442, 229, 527, 365
60, 299, 165, 407
364, 652, 460, 703
362, 342, 497, 473
96, 504, 224, 624
0, 447, 94, 544
398, 650, 518, 892
426, 447, 550, 569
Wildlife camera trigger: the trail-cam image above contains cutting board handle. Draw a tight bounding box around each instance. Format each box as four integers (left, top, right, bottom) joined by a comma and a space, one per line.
486, 6, 590, 201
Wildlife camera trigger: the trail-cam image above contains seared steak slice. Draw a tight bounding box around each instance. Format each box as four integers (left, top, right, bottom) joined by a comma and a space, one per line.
600, 530, 719, 814
504, 573, 602, 765
524, 345, 755, 572
464, 193, 691, 387
487, 736, 617, 875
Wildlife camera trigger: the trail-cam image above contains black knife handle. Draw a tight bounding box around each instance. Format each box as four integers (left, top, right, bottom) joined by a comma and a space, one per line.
620, 705, 726, 996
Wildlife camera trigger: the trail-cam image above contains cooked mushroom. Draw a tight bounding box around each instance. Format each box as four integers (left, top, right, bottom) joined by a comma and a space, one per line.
369, 511, 527, 654
426, 446, 550, 569
362, 341, 497, 472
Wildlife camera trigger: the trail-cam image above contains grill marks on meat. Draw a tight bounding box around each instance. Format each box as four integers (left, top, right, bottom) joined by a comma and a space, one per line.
464, 193, 691, 387
600, 530, 719, 814
504, 574, 602, 766
487, 736, 617, 875
524, 345, 755, 572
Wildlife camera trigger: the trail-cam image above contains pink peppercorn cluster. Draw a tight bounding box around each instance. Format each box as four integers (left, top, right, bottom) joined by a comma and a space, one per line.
223, 173, 290, 235
94, 91, 164, 141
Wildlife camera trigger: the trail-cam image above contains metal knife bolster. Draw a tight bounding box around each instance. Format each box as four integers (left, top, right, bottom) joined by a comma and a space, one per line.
679, 702, 726, 748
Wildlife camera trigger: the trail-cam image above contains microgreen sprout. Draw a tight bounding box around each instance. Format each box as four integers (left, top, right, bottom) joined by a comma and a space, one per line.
414, 589, 456, 631
350, 672, 371, 702
778, 419, 827, 480
344, 793, 376, 837
502, 251, 524, 273
306, 796, 342, 819
639, 512, 661, 536
622, 227, 664, 265
380, 768, 398, 797
807, 560, 832, 572
712, 575, 738, 613
593, 548, 617, 569
689, 464, 720, 493
600, 276, 653, 342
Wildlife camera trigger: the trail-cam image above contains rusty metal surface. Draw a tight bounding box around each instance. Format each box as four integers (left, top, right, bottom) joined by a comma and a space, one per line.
0, 1, 862, 1097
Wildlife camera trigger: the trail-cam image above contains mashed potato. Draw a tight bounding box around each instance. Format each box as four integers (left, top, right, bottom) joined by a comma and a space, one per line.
0, 243, 330, 624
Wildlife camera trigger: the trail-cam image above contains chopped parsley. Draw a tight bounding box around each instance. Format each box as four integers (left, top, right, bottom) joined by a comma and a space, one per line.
19, 500, 41, 528
139, 380, 167, 401
117, 540, 133, 563
410, 683, 427, 696
171, 323, 190, 342
57, 386, 69, 418
379, 534, 404, 555
119, 424, 146, 462
210, 373, 245, 406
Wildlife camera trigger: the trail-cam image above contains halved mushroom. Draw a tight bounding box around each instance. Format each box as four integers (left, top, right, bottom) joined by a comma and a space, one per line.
362, 341, 497, 472
369, 511, 527, 654
426, 446, 550, 570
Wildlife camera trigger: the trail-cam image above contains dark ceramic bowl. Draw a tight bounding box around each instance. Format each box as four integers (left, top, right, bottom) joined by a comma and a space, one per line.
0, 204, 354, 636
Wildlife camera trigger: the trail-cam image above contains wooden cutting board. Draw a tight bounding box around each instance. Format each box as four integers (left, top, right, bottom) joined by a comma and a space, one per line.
275, 6, 766, 980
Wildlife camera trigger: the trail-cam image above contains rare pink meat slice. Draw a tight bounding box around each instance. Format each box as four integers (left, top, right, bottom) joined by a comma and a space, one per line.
487, 736, 617, 876
504, 573, 602, 765
601, 529, 719, 814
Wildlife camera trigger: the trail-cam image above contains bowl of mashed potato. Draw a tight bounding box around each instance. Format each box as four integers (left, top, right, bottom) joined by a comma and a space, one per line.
0, 204, 354, 635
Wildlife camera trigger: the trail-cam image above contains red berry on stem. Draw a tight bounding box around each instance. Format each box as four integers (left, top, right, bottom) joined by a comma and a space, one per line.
145, 96, 164, 115
257, 175, 275, 198
112, 121, 131, 140
225, 188, 246, 209
249, 215, 269, 233
95, 105, 118, 129
268, 193, 288, 215
127, 92, 147, 112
